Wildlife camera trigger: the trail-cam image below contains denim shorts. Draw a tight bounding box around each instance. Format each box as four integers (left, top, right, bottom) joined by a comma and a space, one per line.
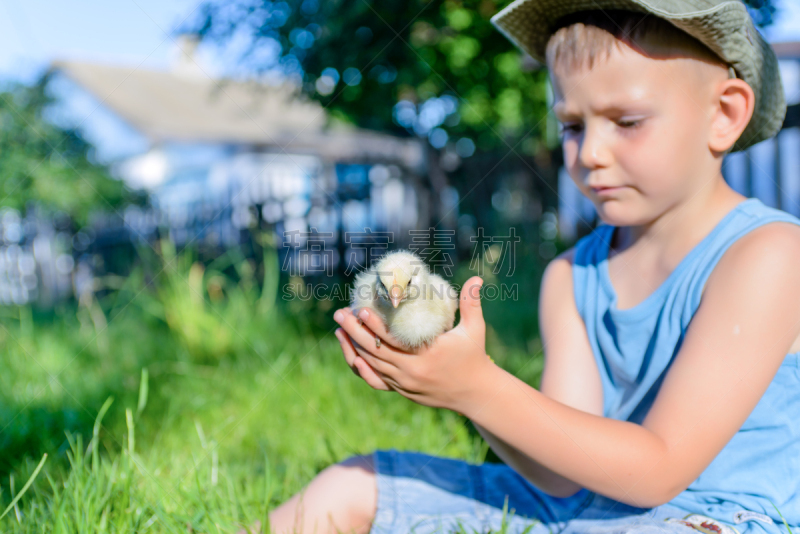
369, 449, 764, 534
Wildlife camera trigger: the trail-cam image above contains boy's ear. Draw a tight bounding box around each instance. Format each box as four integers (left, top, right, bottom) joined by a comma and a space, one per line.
708, 78, 756, 154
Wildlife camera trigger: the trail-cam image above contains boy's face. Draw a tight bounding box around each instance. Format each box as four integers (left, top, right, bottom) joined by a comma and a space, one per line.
550, 38, 730, 227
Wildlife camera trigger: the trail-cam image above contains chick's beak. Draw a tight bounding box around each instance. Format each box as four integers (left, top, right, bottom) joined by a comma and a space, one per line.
390, 286, 404, 308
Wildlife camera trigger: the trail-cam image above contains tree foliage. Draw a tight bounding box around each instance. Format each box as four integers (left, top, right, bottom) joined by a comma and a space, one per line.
187, 0, 778, 158
0, 75, 129, 225
188, 0, 554, 156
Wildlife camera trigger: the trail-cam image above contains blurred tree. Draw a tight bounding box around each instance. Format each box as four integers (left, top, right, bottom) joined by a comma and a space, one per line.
0, 75, 129, 226
185, 0, 778, 229
187, 0, 551, 157
186, 0, 777, 156
746, 0, 778, 26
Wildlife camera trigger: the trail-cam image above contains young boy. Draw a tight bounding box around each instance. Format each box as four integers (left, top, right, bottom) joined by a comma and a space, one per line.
267, 1, 800, 533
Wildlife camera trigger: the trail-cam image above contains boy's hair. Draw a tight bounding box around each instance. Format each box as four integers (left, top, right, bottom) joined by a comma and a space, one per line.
545, 9, 736, 157
545, 9, 730, 77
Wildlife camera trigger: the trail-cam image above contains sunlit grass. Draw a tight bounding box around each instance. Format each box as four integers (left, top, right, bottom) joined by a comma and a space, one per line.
0, 241, 540, 532
1, 348, 487, 533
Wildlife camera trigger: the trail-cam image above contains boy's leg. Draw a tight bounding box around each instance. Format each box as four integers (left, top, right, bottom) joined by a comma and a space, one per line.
560, 493, 726, 534
267, 454, 377, 534
370, 449, 591, 534
257, 449, 592, 534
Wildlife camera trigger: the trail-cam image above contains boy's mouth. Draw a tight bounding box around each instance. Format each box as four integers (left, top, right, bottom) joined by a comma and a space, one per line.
591, 185, 625, 196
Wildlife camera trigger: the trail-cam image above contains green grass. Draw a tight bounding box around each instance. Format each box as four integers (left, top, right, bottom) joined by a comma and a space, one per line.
0, 354, 485, 533
0, 240, 545, 532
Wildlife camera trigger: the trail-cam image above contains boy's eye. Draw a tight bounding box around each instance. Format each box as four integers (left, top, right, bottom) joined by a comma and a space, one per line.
559, 124, 582, 135
559, 119, 642, 136
617, 119, 642, 129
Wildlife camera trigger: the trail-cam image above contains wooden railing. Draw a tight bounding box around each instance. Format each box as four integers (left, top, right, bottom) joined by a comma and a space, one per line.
732, 102, 800, 212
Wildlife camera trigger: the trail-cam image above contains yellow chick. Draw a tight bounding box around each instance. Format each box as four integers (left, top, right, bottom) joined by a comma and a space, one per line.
351, 250, 458, 349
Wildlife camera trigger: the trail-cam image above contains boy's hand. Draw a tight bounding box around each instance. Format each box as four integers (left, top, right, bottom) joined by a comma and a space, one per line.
333, 276, 495, 411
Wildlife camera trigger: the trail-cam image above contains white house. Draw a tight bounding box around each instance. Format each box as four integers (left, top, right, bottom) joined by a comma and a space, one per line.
47, 54, 431, 275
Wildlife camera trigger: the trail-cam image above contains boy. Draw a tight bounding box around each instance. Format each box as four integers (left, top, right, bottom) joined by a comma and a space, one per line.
267, 1, 800, 534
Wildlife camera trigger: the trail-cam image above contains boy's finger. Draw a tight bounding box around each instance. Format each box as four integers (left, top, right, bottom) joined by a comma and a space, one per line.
335, 328, 359, 373
335, 308, 404, 363
337, 328, 391, 390
353, 357, 392, 391
459, 276, 485, 334
353, 307, 408, 351
354, 343, 397, 377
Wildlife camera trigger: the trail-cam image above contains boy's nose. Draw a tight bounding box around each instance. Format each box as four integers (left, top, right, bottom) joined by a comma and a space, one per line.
578, 125, 611, 169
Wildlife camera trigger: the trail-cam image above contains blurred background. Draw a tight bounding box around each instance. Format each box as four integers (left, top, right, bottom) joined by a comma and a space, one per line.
0, 0, 797, 530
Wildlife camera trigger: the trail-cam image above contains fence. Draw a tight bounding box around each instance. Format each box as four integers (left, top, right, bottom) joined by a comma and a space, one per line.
0, 208, 74, 306
9, 151, 451, 307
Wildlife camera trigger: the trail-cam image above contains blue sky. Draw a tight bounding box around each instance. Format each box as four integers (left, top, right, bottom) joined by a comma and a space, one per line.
0, 0, 798, 86
0, 0, 204, 85
764, 0, 800, 42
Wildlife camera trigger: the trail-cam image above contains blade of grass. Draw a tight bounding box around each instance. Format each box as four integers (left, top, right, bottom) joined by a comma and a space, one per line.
126, 409, 135, 455
0, 453, 47, 521
91, 397, 114, 472
9, 473, 20, 523
263, 454, 273, 534
771, 501, 794, 534
137, 368, 149, 417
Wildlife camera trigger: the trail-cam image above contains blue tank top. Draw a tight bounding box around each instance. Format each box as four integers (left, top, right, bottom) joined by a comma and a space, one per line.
572, 198, 800, 534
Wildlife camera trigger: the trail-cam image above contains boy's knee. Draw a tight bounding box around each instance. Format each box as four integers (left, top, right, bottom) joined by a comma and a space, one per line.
314, 453, 376, 503
321, 454, 377, 529
338, 453, 375, 474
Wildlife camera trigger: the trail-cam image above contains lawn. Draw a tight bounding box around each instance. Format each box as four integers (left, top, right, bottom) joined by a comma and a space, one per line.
0, 240, 546, 532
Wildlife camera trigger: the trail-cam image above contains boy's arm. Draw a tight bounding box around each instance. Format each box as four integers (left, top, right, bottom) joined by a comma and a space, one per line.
472, 248, 602, 497
458, 223, 800, 507
472, 422, 584, 496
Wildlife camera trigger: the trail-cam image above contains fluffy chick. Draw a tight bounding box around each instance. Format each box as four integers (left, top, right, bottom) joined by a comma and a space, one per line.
351, 250, 458, 349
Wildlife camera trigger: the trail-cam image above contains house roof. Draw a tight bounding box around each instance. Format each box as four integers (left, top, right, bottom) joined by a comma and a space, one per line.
772, 42, 800, 60
50, 60, 424, 169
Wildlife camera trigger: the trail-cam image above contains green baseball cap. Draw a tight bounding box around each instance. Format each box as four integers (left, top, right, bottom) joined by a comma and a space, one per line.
490, 0, 786, 152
